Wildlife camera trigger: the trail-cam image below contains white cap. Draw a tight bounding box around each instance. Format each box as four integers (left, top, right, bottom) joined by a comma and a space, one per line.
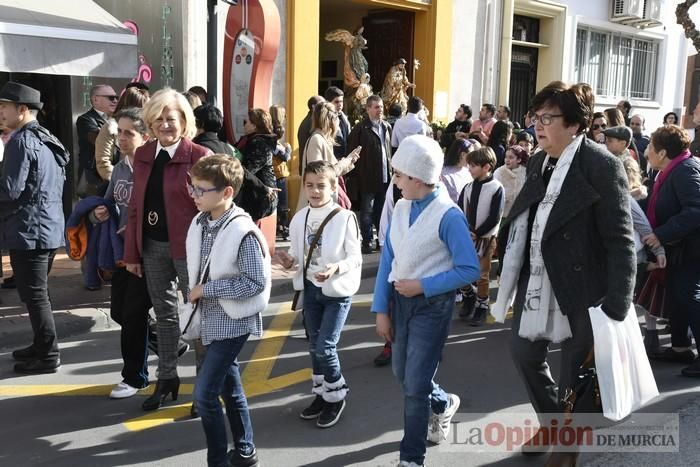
391, 134, 444, 184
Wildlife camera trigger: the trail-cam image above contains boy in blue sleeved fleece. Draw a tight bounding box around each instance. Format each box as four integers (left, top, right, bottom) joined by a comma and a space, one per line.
372, 135, 480, 467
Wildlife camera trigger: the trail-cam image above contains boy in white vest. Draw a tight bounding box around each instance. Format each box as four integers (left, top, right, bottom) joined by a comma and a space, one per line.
457, 147, 505, 326
372, 135, 480, 466
278, 160, 362, 428
186, 155, 271, 467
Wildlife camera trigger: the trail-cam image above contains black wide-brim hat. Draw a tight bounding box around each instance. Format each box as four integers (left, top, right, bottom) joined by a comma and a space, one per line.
0, 81, 43, 110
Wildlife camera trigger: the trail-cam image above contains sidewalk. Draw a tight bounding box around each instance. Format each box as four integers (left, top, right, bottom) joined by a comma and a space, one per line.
0, 243, 380, 350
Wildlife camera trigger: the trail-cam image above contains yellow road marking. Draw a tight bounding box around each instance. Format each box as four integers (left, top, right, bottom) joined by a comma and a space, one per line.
122, 302, 310, 431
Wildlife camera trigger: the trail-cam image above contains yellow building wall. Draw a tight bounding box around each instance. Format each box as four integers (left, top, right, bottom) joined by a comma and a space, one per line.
286, 0, 320, 213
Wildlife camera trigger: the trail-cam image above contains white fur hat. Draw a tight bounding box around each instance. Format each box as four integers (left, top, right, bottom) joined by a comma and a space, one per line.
391, 134, 444, 184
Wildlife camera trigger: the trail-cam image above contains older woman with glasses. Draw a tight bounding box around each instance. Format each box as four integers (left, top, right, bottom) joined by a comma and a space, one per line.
296, 102, 361, 209
494, 81, 636, 466
123, 88, 210, 412
643, 125, 700, 377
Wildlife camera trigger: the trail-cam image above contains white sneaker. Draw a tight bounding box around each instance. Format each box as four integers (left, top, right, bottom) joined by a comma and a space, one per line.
397, 462, 424, 467
109, 381, 143, 399
427, 393, 460, 444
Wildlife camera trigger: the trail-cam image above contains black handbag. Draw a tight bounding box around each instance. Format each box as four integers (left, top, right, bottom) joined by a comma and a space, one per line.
562, 348, 602, 416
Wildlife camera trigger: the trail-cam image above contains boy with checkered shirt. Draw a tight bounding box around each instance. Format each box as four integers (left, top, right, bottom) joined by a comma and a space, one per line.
186, 154, 270, 467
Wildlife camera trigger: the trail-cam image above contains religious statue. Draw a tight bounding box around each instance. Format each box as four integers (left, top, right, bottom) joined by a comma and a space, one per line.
380, 58, 416, 115
324, 27, 369, 88
325, 27, 372, 123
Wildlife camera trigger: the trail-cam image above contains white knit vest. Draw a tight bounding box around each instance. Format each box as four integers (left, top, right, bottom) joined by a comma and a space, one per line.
461, 178, 503, 238
186, 209, 271, 320
388, 194, 455, 282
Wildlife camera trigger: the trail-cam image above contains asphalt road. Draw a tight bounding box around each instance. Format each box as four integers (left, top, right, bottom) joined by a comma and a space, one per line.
1, 277, 699, 467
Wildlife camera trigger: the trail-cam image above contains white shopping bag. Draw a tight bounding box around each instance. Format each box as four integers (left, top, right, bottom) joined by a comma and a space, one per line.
588, 304, 659, 421
179, 302, 201, 341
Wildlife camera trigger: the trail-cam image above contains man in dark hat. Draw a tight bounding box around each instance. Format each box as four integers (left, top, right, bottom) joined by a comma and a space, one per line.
76, 83, 117, 196
0, 81, 70, 374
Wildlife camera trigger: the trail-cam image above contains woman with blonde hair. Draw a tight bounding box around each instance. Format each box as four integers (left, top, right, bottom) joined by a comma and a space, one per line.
123, 88, 210, 412
297, 102, 361, 209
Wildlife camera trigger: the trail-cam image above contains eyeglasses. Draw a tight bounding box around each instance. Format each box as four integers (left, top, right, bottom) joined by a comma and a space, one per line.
98, 95, 119, 102
187, 183, 220, 198
532, 113, 565, 126
592, 124, 607, 131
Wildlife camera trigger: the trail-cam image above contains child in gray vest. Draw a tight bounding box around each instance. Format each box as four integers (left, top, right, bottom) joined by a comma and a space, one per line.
458, 146, 505, 326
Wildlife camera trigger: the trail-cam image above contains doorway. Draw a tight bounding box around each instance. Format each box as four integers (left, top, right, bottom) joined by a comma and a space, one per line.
361, 10, 415, 94
509, 46, 538, 127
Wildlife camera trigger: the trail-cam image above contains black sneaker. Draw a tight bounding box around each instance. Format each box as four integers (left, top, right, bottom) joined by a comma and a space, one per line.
14, 358, 61, 374
12, 345, 37, 362
373, 343, 392, 367
228, 448, 259, 467
317, 399, 346, 428
1, 276, 16, 289
651, 347, 696, 364
300, 395, 325, 420
469, 298, 489, 327
459, 289, 477, 320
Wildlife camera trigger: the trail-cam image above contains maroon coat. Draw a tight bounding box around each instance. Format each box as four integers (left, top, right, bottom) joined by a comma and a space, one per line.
123, 138, 210, 263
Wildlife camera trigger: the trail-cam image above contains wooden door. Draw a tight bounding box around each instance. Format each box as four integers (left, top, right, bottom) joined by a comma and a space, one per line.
362, 10, 415, 95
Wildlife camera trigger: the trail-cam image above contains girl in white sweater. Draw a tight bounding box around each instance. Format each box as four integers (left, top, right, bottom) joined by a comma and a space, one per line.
493, 145, 528, 218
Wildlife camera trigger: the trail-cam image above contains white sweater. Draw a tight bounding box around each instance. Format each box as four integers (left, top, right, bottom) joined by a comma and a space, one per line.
493, 165, 525, 217
186, 209, 271, 320
388, 193, 455, 282
288, 204, 362, 297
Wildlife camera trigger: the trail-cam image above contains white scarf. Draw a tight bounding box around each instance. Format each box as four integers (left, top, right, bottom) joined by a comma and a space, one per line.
493, 135, 584, 343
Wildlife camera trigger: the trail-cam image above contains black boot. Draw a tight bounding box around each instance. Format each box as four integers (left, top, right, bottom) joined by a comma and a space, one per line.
12, 345, 37, 362
644, 329, 660, 356
142, 376, 180, 411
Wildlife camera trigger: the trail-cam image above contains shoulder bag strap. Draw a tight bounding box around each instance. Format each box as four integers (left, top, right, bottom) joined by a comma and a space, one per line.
197, 213, 248, 285
302, 207, 342, 279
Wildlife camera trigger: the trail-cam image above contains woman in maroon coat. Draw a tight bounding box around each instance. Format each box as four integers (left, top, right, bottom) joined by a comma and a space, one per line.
124, 89, 210, 411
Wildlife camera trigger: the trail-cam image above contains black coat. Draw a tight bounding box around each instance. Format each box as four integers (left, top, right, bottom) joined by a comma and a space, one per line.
242, 133, 277, 190
76, 108, 106, 185
346, 117, 392, 196
500, 138, 636, 321
333, 111, 351, 161
193, 131, 232, 156
651, 156, 700, 264
194, 131, 275, 221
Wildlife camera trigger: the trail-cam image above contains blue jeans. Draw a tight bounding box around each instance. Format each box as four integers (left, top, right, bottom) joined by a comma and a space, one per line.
304, 281, 351, 384
391, 290, 453, 465
194, 335, 255, 467
359, 185, 388, 246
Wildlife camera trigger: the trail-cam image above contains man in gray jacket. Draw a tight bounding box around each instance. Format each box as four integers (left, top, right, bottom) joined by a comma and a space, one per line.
0, 82, 70, 374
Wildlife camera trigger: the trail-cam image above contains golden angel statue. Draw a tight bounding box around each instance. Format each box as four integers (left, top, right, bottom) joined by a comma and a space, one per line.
324, 27, 369, 88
